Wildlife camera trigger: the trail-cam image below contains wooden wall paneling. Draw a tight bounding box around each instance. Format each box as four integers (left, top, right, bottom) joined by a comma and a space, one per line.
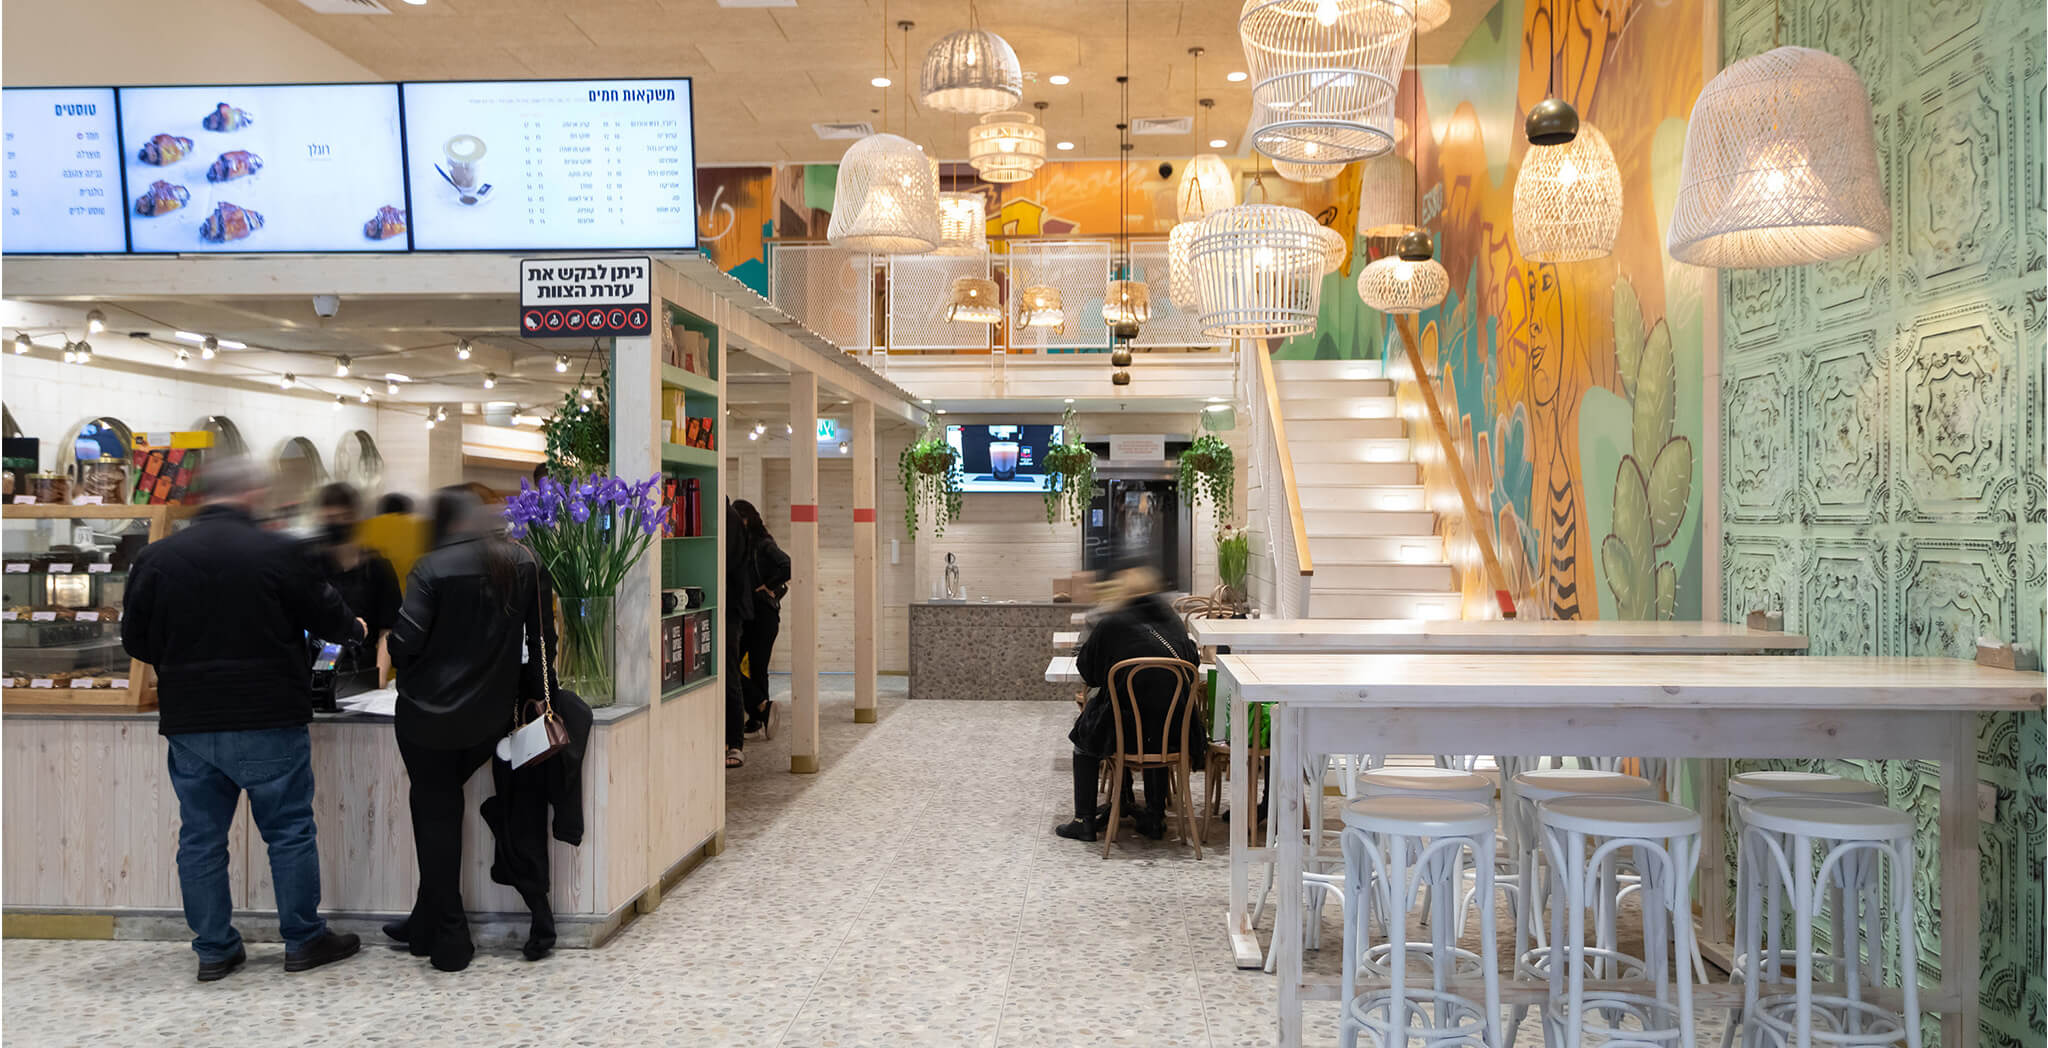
601, 712, 651, 913
247, 722, 415, 914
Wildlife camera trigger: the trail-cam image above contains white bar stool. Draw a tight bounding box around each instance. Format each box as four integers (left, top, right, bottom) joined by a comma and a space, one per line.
1734, 798, 1920, 1048
1535, 795, 1703, 1048
1339, 795, 1501, 1048
1358, 767, 1497, 805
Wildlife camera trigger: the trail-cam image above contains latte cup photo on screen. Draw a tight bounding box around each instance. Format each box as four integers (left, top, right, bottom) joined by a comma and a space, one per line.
438, 134, 491, 206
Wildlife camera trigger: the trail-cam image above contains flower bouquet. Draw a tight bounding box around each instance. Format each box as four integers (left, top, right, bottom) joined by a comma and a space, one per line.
504, 472, 664, 707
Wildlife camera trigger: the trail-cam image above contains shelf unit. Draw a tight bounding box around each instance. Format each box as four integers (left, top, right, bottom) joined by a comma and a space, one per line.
659, 302, 722, 698
1, 503, 181, 712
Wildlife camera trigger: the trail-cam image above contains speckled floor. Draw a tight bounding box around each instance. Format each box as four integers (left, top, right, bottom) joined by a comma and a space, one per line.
3, 677, 1729, 1047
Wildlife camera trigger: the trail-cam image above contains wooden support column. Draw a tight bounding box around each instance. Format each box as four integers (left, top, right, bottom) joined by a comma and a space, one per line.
851, 399, 878, 724
787, 370, 821, 773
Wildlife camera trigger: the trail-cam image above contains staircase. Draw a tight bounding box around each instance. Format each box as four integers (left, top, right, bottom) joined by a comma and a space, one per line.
1272, 358, 1462, 620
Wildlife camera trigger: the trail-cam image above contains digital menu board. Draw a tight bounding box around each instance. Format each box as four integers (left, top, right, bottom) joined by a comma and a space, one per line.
2, 88, 128, 254
402, 78, 695, 251
116, 84, 407, 253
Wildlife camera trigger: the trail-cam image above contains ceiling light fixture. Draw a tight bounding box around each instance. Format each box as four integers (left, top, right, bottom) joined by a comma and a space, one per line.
334, 355, 351, 377
933, 192, 990, 255
483, 372, 497, 389
12, 333, 29, 354
1241, 0, 1409, 163
280, 373, 296, 390
1359, 31, 1448, 315
333, 396, 345, 412
1055, 140, 1075, 150
1227, 71, 1248, 82
85, 309, 106, 334
1049, 74, 1070, 85
425, 416, 436, 430
1191, 204, 1326, 337
748, 430, 759, 440
967, 111, 1046, 183
62, 342, 77, 364
945, 276, 1004, 323
829, 134, 942, 252
1512, 0, 1620, 263
436, 405, 448, 422
920, 12, 1023, 114
173, 330, 205, 344
217, 338, 247, 350
1017, 284, 1066, 330
455, 338, 471, 360
1104, 21, 1151, 333
360, 387, 374, 403
786, 423, 794, 434
1208, 138, 1229, 148
871, 76, 893, 88
74, 341, 92, 364
175, 349, 189, 367
201, 336, 219, 360
387, 378, 401, 395
554, 355, 570, 372
580, 384, 595, 400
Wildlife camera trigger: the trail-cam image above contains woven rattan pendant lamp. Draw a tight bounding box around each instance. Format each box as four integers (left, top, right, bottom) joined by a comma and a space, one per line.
829, 5, 939, 254
1192, 199, 1326, 338
1667, 45, 1887, 268
1357, 27, 1446, 313
1355, 151, 1417, 238
933, 192, 988, 255
968, 111, 1046, 183
1241, 0, 1412, 164
1172, 66, 1237, 308
944, 275, 1003, 323
1102, 19, 1150, 329
1509, 0, 1620, 263
1276, 159, 1345, 184
920, 3, 1022, 115
1413, 0, 1450, 33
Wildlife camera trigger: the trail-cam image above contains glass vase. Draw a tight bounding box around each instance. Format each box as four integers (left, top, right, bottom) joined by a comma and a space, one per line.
556, 595, 615, 708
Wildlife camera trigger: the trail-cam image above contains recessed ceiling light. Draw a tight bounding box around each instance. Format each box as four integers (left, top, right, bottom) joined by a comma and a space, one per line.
871, 76, 892, 88
1209, 138, 1228, 148
1226, 71, 1248, 82
400, 0, 427, 5
1063, 398, 1075, 404
1056, 141, 1075, 150
1048, 75, 1070, 85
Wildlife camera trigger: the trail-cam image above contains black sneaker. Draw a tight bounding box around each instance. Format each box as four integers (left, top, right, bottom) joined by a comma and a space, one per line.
197, 947, 246, 983
284, 931, 361, 973
381, 920, 410, 945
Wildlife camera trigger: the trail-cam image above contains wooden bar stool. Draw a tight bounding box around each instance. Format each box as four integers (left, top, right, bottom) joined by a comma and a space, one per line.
1338, 795, 1502, 1048
1732, 798, 1920, 1048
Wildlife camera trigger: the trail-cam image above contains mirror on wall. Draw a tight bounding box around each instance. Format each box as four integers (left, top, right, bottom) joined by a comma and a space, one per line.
274, 436, 327, 517
333, 430, 384, 494
195, 415, 249, 458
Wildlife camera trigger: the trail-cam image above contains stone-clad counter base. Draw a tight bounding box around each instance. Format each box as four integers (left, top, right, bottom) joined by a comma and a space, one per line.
908, 601, 1090, 701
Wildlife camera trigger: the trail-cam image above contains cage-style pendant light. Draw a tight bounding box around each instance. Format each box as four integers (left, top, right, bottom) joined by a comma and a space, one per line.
1357, 255, 1449, 313
1191, 203, 1327, 338
920, 24, 1023, 114
1168, 221, 1202, 307
828, 133, 940, 254
1512, 120, 1622, 262
967, 111, 1047, 183
933, 192, 989, 255
1178, 155, 1238, 221
944, 275, 1003, 324
1355, 152, 1416, 238
1241, 0, 1412, 164
1275, 159, 1345, 184
1667, 46, 1887, 268
1017, 285, 1066, 329
1315, 223, 1348, 274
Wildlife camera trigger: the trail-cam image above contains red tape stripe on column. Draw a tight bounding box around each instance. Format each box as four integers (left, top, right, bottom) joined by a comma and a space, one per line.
852, 508, 876, 523
790, 504, 818, 523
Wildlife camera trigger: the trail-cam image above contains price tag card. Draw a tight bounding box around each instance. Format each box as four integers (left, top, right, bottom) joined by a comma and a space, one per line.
30, 611, 57, 621
50, 564, 76, 574
29, 679, 53, 689
110, 678, 130, 690
4, 563, 28, 573
78, 495, 103, 505
88, 563, 112, 573
0, 610, 16, 620
75, 610, 100, 622
10, 496, 33, 504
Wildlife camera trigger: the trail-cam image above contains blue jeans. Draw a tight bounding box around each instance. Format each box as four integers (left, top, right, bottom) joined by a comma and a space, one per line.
165, 726, 326, 961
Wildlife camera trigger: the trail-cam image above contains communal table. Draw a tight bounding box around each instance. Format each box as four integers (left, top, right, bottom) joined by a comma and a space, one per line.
1215, 652, 2044, 1048
1195, 619, 1808, 976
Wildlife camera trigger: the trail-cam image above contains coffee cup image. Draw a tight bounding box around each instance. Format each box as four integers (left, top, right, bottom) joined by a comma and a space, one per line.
437, 134, 492, 205
989, 441, 1020, 481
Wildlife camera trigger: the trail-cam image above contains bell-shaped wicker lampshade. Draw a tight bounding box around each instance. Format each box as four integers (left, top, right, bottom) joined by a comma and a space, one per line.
1191, 204, 1327, 338
968, 112, 1047, 183
944, 275, 1004, 324
920, 28, 1023, 114
1355, 152, 1417, 238
1511, 120, 1622, 263
1168, 221, 1202, 307
828, 133, 940, 255
1667, 46, 1887, 268
1316, 224, 1348, 274
1103, 279, 1152, 325
1017, 285, 1066, 329
1177, 154, 1238, 222
933, 192, 989, 256
1357, 254, 1448, 313
1413, 0, 1450, 33
1275, 159, 1345, 184
1241, 0, 1412, 164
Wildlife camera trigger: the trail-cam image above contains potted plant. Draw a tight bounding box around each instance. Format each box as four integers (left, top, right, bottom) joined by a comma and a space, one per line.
540, 370, 610, 474
1179, 431, 1235, 526
504, 472, 663, 708
898, 418, 963, 536
1216, 524, 1251, 613
1042, 407, 1096, 524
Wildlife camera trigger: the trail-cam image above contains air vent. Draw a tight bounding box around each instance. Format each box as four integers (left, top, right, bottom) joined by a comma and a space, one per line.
1131, 116, 1193, 136
813, 121, 875, 140
295, 0, 391, 13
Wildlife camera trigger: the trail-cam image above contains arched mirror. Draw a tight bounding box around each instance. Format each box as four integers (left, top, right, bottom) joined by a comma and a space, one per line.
332, 430, 384, 493
194, 415, 249, 458
273, 436, 327, 519
61, 416, 135, 507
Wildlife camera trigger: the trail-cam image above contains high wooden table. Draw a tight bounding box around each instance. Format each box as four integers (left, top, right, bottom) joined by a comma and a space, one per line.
1214, 652, 2044, 1048
1196, 618, 1808, 978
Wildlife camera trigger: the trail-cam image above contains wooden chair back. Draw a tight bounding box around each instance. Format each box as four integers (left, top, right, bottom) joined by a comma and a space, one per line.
1105, 656, 1201, 767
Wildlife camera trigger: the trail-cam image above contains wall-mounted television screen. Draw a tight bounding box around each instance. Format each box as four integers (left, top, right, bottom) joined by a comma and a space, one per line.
947, 424, 1063, 493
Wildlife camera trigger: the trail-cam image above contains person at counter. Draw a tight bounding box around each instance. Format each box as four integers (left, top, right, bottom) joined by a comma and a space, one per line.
120, 456, 368, 982
310, 483, 402, 684
356, 492, 427, 596
1054, 558, 1203, 843
386, 488, 554, 973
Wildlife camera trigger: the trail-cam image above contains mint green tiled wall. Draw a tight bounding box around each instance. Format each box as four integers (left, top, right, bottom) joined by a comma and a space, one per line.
1717, 0, 2045, 1043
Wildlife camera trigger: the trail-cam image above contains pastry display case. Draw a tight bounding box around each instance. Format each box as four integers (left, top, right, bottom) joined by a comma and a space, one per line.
1, 504, 183, 710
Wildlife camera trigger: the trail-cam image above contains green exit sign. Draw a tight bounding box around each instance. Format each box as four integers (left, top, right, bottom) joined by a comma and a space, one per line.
817, 419, 838, 440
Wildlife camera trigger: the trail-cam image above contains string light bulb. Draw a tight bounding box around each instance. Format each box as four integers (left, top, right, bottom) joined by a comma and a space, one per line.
483, 372, 497, 389
334, 355, 351, 377
360, 387, 373, 403
201, 336, 218, 360
387, 378, 400, 395
436, 405, 448, 422
85, 309, 106, 334
74, 341, 92, 364
455, 339, 472, 360
425, 416, 436, 430
62, 342, 77, 364
555, 355, 570, 373
12, 334, 29, 354
332, 396, 344, 412
280, 373, 296, 390
579, 385, 595, 400
175, 349, 190, 368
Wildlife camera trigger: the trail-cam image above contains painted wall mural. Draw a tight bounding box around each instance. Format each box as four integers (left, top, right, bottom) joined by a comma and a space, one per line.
1717, 0, 2045, 1043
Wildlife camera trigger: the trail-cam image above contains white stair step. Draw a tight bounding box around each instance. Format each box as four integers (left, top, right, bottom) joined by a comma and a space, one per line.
1310, 589, 1464, 620
1311, 561, 1457, 590
1300, 485, 1429, 513
1273, 359, 1386, 381
1280, 378, 1395, 399
1281, 396, 1399, 421
1311, 534, 1446, 562
1288, 437, 1412, 465
1285, 418, 1407, 441
1305, 509, 1439, 537
1294, 461, 1420, 486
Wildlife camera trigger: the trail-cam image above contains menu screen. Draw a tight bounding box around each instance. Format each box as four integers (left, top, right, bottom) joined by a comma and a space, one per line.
2, 88, 127, 254
401, 78, 695, 251
116, 84, 407, 253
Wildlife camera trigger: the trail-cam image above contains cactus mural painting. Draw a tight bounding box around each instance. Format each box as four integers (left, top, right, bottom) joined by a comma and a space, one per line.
1601, 278, 1692, 620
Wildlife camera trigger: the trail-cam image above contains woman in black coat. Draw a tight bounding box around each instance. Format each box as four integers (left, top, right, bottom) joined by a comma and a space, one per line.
732, 500, 792, 737
1055, 560, 1204, 842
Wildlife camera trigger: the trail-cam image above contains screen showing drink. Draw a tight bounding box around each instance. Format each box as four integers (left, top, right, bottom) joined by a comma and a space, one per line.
116, 84, 408, 253
947, 424, 1063, 493
2, 88, 127, 254
401, 78, 696, 251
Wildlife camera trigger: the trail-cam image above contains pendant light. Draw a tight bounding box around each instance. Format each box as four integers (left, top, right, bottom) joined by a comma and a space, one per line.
933, 191, 989, 255
1102, 16, 1150, 330
1018, 284, 1066, 330
967, 112, 1046, 183
1191, 200, 1326, 338
829, 3, 940, 254
1413, 0, 1450, 33
1169, 220, 1203, 307
944, 276, 1004, 323
1275, 159, 1345, 184
919, 3, 1022, 115
1241, 0, 1412, 164
1511, 0, 1621, 263
1667, 45, 1886, 268
1355, 151, 1417, 239
1358, 26, 1448, 313
1315, 223, 1348, 274
1176, 58, 1237, 223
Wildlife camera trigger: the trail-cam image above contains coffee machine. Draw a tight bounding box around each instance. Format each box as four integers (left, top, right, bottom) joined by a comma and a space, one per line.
1080, 468, 1192, 594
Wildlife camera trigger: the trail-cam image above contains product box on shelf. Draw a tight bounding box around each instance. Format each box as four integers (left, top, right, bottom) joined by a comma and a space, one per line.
682, 610, 714, 685
667, 324, 710, 377
660, 614, 687, 690
662, 476, 703, 537
683, 417, 715, 451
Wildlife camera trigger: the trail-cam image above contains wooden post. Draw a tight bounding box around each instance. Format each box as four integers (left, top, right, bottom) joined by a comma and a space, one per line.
787, 370, 821, 773
612, 329, 664, 908
851, 398, 879, 724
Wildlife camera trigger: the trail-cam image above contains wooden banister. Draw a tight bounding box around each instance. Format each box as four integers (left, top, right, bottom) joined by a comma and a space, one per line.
1391, 314, 1517, 619
1253, 340, 1314, 578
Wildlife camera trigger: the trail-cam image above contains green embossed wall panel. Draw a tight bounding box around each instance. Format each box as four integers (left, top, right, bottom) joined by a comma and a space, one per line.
1718, 0, 2046, 1044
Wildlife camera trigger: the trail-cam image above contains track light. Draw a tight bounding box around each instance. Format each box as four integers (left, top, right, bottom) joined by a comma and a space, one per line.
334, 355, 351, 377
555, 355, 570, 373
13, 334, 29, 354
483, 372, 497, 389
85, 309, 105, 334
455, 339, 472, 360
201, 336, 218, 360
280, 373, 296, 390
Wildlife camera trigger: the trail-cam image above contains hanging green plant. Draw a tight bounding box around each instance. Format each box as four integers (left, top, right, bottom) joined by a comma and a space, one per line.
898, 418, 963, 537
1178, 431, 1235, 525
1041, 407, 1096, 524
542, 368, 611, 474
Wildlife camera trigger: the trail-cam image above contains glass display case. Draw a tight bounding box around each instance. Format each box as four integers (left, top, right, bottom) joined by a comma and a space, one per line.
1, 504, 181, 710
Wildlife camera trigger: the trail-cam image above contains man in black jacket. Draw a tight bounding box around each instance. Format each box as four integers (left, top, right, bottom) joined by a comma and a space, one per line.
121, 457, 367, 982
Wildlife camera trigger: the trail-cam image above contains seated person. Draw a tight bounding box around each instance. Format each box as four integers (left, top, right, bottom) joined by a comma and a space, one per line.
1055, 558, 1204, 843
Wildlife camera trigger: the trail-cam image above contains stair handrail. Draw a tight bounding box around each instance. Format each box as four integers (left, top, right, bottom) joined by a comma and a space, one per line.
1251, 340, 1314, 601
1390, 314, 1517, 619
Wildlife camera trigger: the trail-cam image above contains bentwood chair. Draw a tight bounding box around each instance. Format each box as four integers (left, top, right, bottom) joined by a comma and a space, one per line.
1101, 656, 1204, 859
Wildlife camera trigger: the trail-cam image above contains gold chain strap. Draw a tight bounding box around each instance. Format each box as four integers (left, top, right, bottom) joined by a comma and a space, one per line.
529, 568, 556, 722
